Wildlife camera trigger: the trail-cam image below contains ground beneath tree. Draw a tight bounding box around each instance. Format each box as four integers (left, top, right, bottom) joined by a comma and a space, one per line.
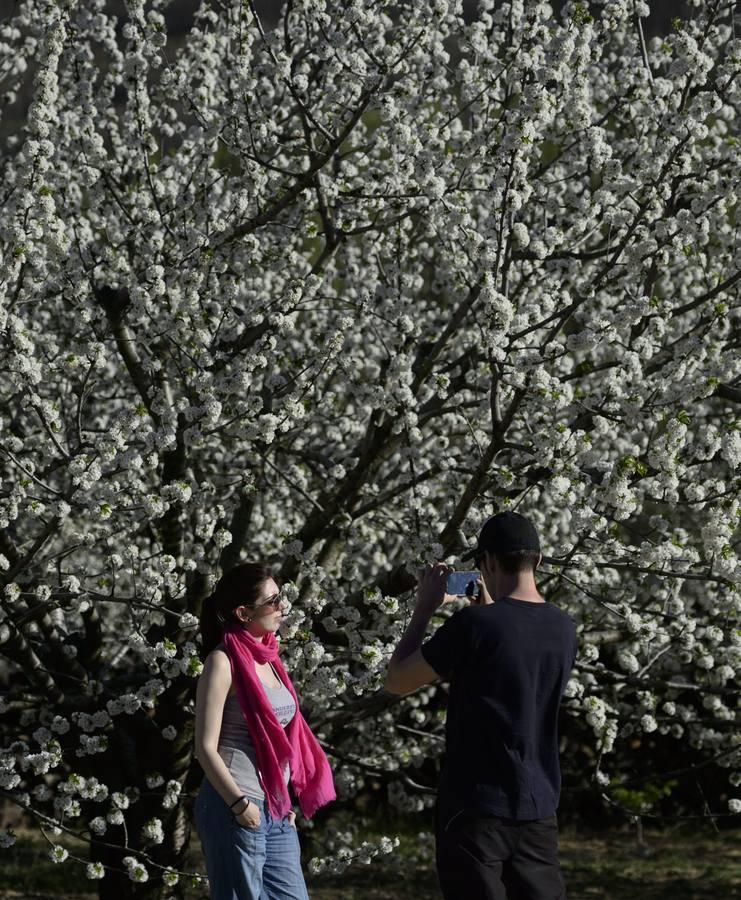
307, 829, 740, 900
0, 828, 738, 899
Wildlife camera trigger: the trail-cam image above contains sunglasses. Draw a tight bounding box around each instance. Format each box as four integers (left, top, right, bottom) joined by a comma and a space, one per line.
253, 592, 283, 610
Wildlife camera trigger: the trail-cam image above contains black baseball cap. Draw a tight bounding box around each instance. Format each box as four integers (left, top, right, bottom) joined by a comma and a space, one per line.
461, 511, 541, 562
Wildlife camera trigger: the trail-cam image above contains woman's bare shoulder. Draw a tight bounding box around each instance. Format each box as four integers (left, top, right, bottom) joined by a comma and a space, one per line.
202, 647, 231, 677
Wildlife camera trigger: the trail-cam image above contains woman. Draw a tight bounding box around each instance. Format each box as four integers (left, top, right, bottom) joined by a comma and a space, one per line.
193, 563, 335, 899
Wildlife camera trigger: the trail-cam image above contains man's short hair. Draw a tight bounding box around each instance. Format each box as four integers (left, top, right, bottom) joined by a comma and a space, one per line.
490, 549, 540, 574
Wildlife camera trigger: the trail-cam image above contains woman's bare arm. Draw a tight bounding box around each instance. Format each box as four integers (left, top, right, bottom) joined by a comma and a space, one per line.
194, 649, 250, 808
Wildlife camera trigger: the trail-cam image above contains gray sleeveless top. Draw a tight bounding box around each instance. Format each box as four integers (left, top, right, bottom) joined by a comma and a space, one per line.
216, 645, 296, 801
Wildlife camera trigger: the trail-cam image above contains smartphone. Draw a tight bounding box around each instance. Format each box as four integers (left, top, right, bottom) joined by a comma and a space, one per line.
446, 571, 480, 597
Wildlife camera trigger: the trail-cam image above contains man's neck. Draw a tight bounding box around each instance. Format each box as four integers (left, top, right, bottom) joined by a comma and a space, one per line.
496, 576, 544, 603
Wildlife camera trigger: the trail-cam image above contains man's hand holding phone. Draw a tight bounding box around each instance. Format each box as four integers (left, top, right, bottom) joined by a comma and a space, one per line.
416, 564, 456, 613
417, 565, 494, 613
466, 575, 493, 605
448, 570, 494, 605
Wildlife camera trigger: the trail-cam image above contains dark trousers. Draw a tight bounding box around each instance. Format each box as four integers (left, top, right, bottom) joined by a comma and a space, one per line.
435, 809, 566, 900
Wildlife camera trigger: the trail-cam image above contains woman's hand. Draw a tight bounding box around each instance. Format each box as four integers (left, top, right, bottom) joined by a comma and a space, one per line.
234, 799, 261, 829
286, 811, 297, 827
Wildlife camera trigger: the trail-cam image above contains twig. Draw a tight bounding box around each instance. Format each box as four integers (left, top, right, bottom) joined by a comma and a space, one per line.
634, 3, 655, 95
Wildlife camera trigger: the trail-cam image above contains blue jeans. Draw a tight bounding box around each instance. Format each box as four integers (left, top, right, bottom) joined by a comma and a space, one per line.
194, 778, 309, 900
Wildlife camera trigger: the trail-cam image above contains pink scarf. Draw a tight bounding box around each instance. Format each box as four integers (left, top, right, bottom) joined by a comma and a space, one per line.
222, 625, 335, 819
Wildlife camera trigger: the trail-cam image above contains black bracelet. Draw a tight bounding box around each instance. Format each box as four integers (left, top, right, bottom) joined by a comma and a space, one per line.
229, 795, 249, 811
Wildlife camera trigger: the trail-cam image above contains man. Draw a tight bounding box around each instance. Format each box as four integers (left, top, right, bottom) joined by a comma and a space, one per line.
385, 511, 577, 900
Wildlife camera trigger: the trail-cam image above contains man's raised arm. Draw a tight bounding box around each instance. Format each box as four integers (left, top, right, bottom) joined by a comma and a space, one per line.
385, 565, 452, 695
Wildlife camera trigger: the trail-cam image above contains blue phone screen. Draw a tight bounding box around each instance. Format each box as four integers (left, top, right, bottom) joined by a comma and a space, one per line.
446, 571, 480, 596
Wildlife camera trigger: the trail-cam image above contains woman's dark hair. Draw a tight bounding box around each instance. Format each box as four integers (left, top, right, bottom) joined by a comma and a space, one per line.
199, 563, 276, 659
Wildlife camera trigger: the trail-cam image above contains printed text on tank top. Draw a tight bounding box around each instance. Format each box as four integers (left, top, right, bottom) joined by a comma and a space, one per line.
227, 660, 283, 698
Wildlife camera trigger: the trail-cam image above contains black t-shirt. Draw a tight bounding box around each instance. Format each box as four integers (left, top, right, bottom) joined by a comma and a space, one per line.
421, 597, 577, 821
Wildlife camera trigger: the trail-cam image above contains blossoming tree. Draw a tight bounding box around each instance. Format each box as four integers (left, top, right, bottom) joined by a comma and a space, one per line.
1, 0, 740, 895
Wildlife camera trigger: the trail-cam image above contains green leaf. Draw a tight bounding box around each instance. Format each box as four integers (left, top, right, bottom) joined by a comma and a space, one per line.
572, 4, 594, 26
